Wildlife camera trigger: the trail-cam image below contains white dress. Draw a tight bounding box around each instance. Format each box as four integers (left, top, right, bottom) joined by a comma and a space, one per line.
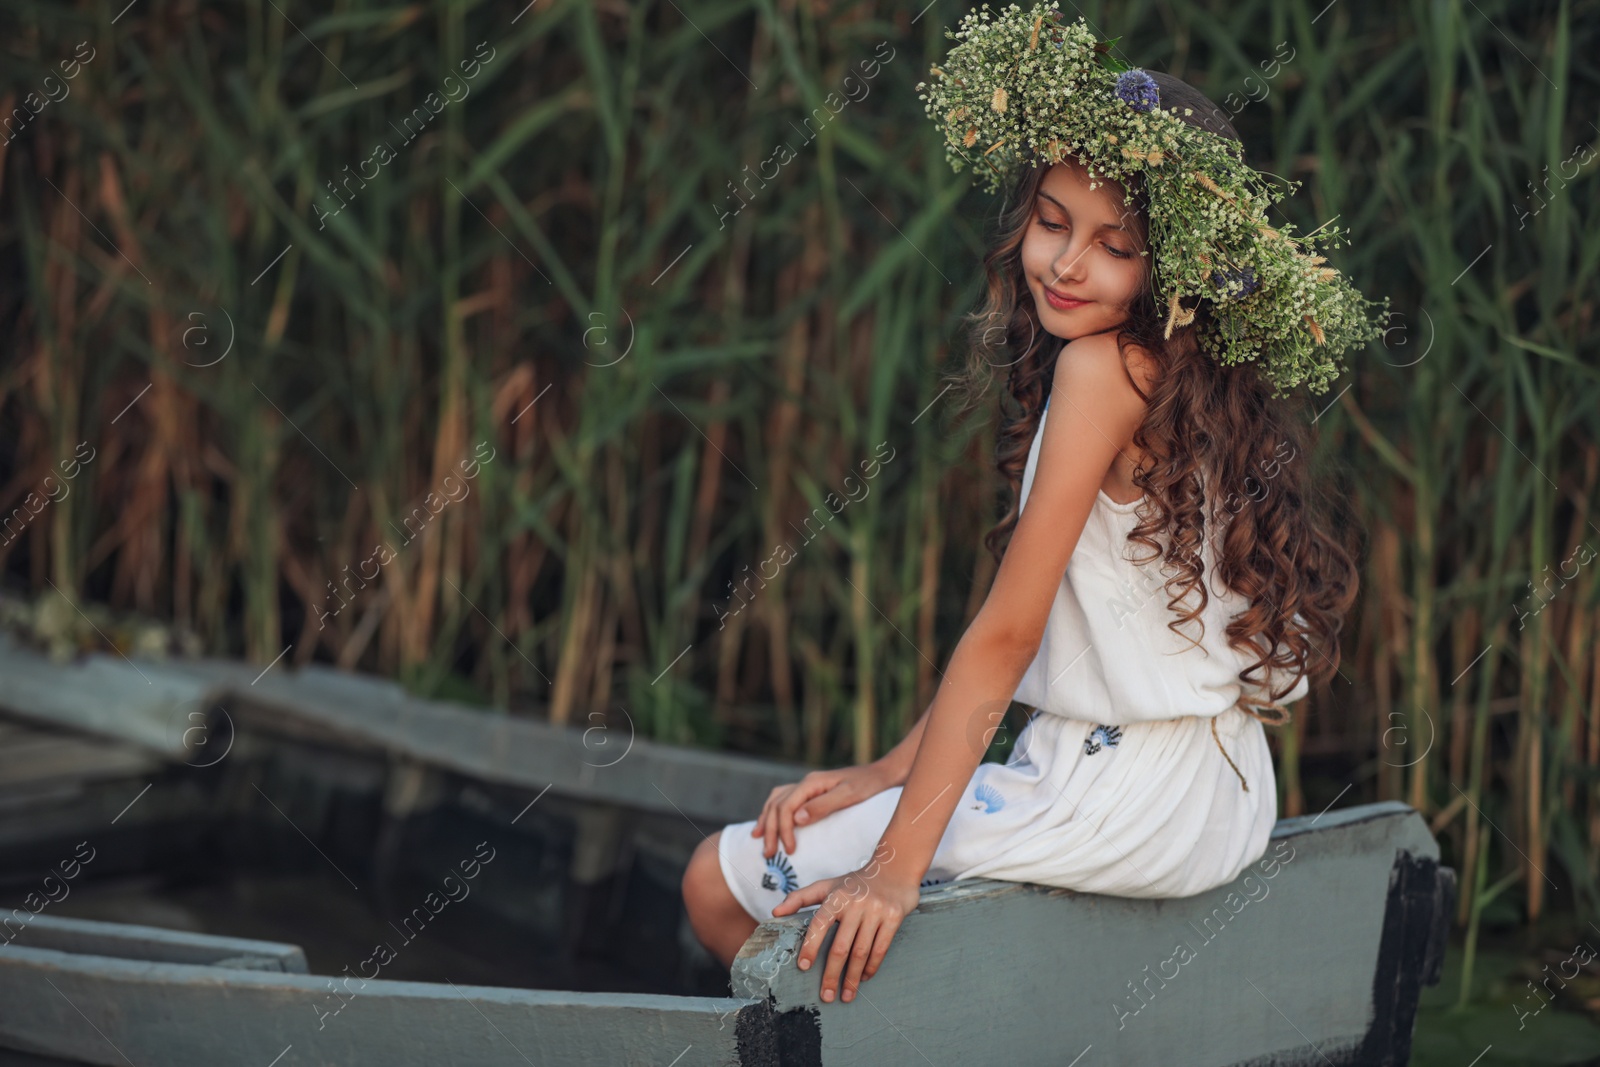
716, 396, 1310, 922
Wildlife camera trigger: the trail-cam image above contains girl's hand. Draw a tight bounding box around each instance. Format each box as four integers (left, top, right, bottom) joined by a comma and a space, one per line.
751, 762, 895, 859
770, 850, 921, 1004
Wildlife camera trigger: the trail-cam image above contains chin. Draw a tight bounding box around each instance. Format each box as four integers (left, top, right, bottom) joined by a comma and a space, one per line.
1032, 300, 1080, 340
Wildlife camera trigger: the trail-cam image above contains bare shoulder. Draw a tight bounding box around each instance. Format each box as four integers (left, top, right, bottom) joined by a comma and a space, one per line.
1052, 332, 1152, 429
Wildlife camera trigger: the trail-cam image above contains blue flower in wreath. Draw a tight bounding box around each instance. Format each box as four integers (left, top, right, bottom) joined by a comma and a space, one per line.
761, 850, 798, 894
1114, 69, 1160, 113
1084, 724, 1123, 755
1210, 267, 1261, 300
971, 782, 1006, 813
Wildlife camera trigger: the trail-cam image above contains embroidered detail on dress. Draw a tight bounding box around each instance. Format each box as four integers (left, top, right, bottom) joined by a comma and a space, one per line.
1083, 724, 1123, 755
761, 850, 799, 893
971, 782, 1006, 813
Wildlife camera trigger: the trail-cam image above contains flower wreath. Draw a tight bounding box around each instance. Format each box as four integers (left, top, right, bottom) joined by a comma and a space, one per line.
915, 2, 1390, 396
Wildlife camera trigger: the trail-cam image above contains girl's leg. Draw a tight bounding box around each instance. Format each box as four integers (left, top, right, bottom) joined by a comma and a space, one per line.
682, 829, 760, 970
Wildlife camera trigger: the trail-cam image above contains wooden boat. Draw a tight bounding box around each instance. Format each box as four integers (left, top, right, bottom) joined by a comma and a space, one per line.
0, 633, 1454, 1065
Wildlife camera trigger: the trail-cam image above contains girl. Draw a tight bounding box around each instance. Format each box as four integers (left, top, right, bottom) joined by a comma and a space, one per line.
682, 8, 1376, 1007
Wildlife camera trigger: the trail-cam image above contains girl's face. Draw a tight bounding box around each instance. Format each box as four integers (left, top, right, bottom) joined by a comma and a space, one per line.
1021, 159, 1149, 340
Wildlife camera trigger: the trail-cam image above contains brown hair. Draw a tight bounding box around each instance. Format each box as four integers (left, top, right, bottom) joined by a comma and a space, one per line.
942, 71, 1361, 723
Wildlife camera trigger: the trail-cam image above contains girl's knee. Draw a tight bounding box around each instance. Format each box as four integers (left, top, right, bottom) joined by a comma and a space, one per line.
683, 830, 727, 908
692, 829, 723, 875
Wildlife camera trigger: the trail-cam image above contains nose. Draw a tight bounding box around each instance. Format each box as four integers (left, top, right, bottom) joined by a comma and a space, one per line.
1050, 241, 1088, 287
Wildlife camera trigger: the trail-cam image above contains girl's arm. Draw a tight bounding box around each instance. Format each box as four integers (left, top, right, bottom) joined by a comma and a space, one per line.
875, 706, 930, 785
869, 333, 1150, 890
879, 675, 1036, 785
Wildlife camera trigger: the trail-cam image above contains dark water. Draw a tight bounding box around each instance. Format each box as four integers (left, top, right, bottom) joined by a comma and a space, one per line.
34, 810, 723, 1001
43, 867, 560, 992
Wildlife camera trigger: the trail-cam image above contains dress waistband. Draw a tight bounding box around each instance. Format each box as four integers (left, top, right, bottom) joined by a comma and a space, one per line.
1020, 698, 1288, 794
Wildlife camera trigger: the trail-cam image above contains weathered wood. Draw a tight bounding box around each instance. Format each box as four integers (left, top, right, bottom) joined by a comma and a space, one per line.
0, 802, 1453, 1066
4, 913, 306, 971
198, 659, 809, 825
729, 800, 1454, 1067
0, 638, 1456, 1065
0, 636, 809, 824
0, 633, 210, 759
0, 923, 761, 1067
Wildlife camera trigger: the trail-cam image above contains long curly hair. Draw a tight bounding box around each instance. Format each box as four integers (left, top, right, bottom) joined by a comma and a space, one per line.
942, 71, 1362, 724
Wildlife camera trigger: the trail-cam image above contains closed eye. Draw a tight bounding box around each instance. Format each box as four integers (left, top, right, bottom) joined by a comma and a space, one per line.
1037, 217, 1132, 258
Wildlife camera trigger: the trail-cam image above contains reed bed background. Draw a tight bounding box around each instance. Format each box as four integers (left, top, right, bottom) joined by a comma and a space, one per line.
1, 0, 1596, 1017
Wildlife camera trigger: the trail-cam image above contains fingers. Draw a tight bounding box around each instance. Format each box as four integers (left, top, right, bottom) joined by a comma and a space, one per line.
775, 786, 816, 856
795, 786, 838, 826
752, 772, 859, 856
772, 879, 827, 917
861, 914, 901, 982
817, 909, 864, 1004
796, 779, 855, 828
755, 800, 770, 850
782, 884, 902, 1005
775, 780, 831, 856
790, 881, 837, 948
760, 785, 792, 858
840, 919, 884, 1003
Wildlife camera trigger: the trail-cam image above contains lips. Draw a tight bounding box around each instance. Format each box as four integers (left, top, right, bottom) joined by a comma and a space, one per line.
1043, 286, 1088, 310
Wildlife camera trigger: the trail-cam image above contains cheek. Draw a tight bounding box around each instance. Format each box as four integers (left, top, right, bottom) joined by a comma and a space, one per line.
1115, 258, 1147, 298
1025, 258, 1059, 296
1020, 231, 1070, 283
1019, 233, 1046, 276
